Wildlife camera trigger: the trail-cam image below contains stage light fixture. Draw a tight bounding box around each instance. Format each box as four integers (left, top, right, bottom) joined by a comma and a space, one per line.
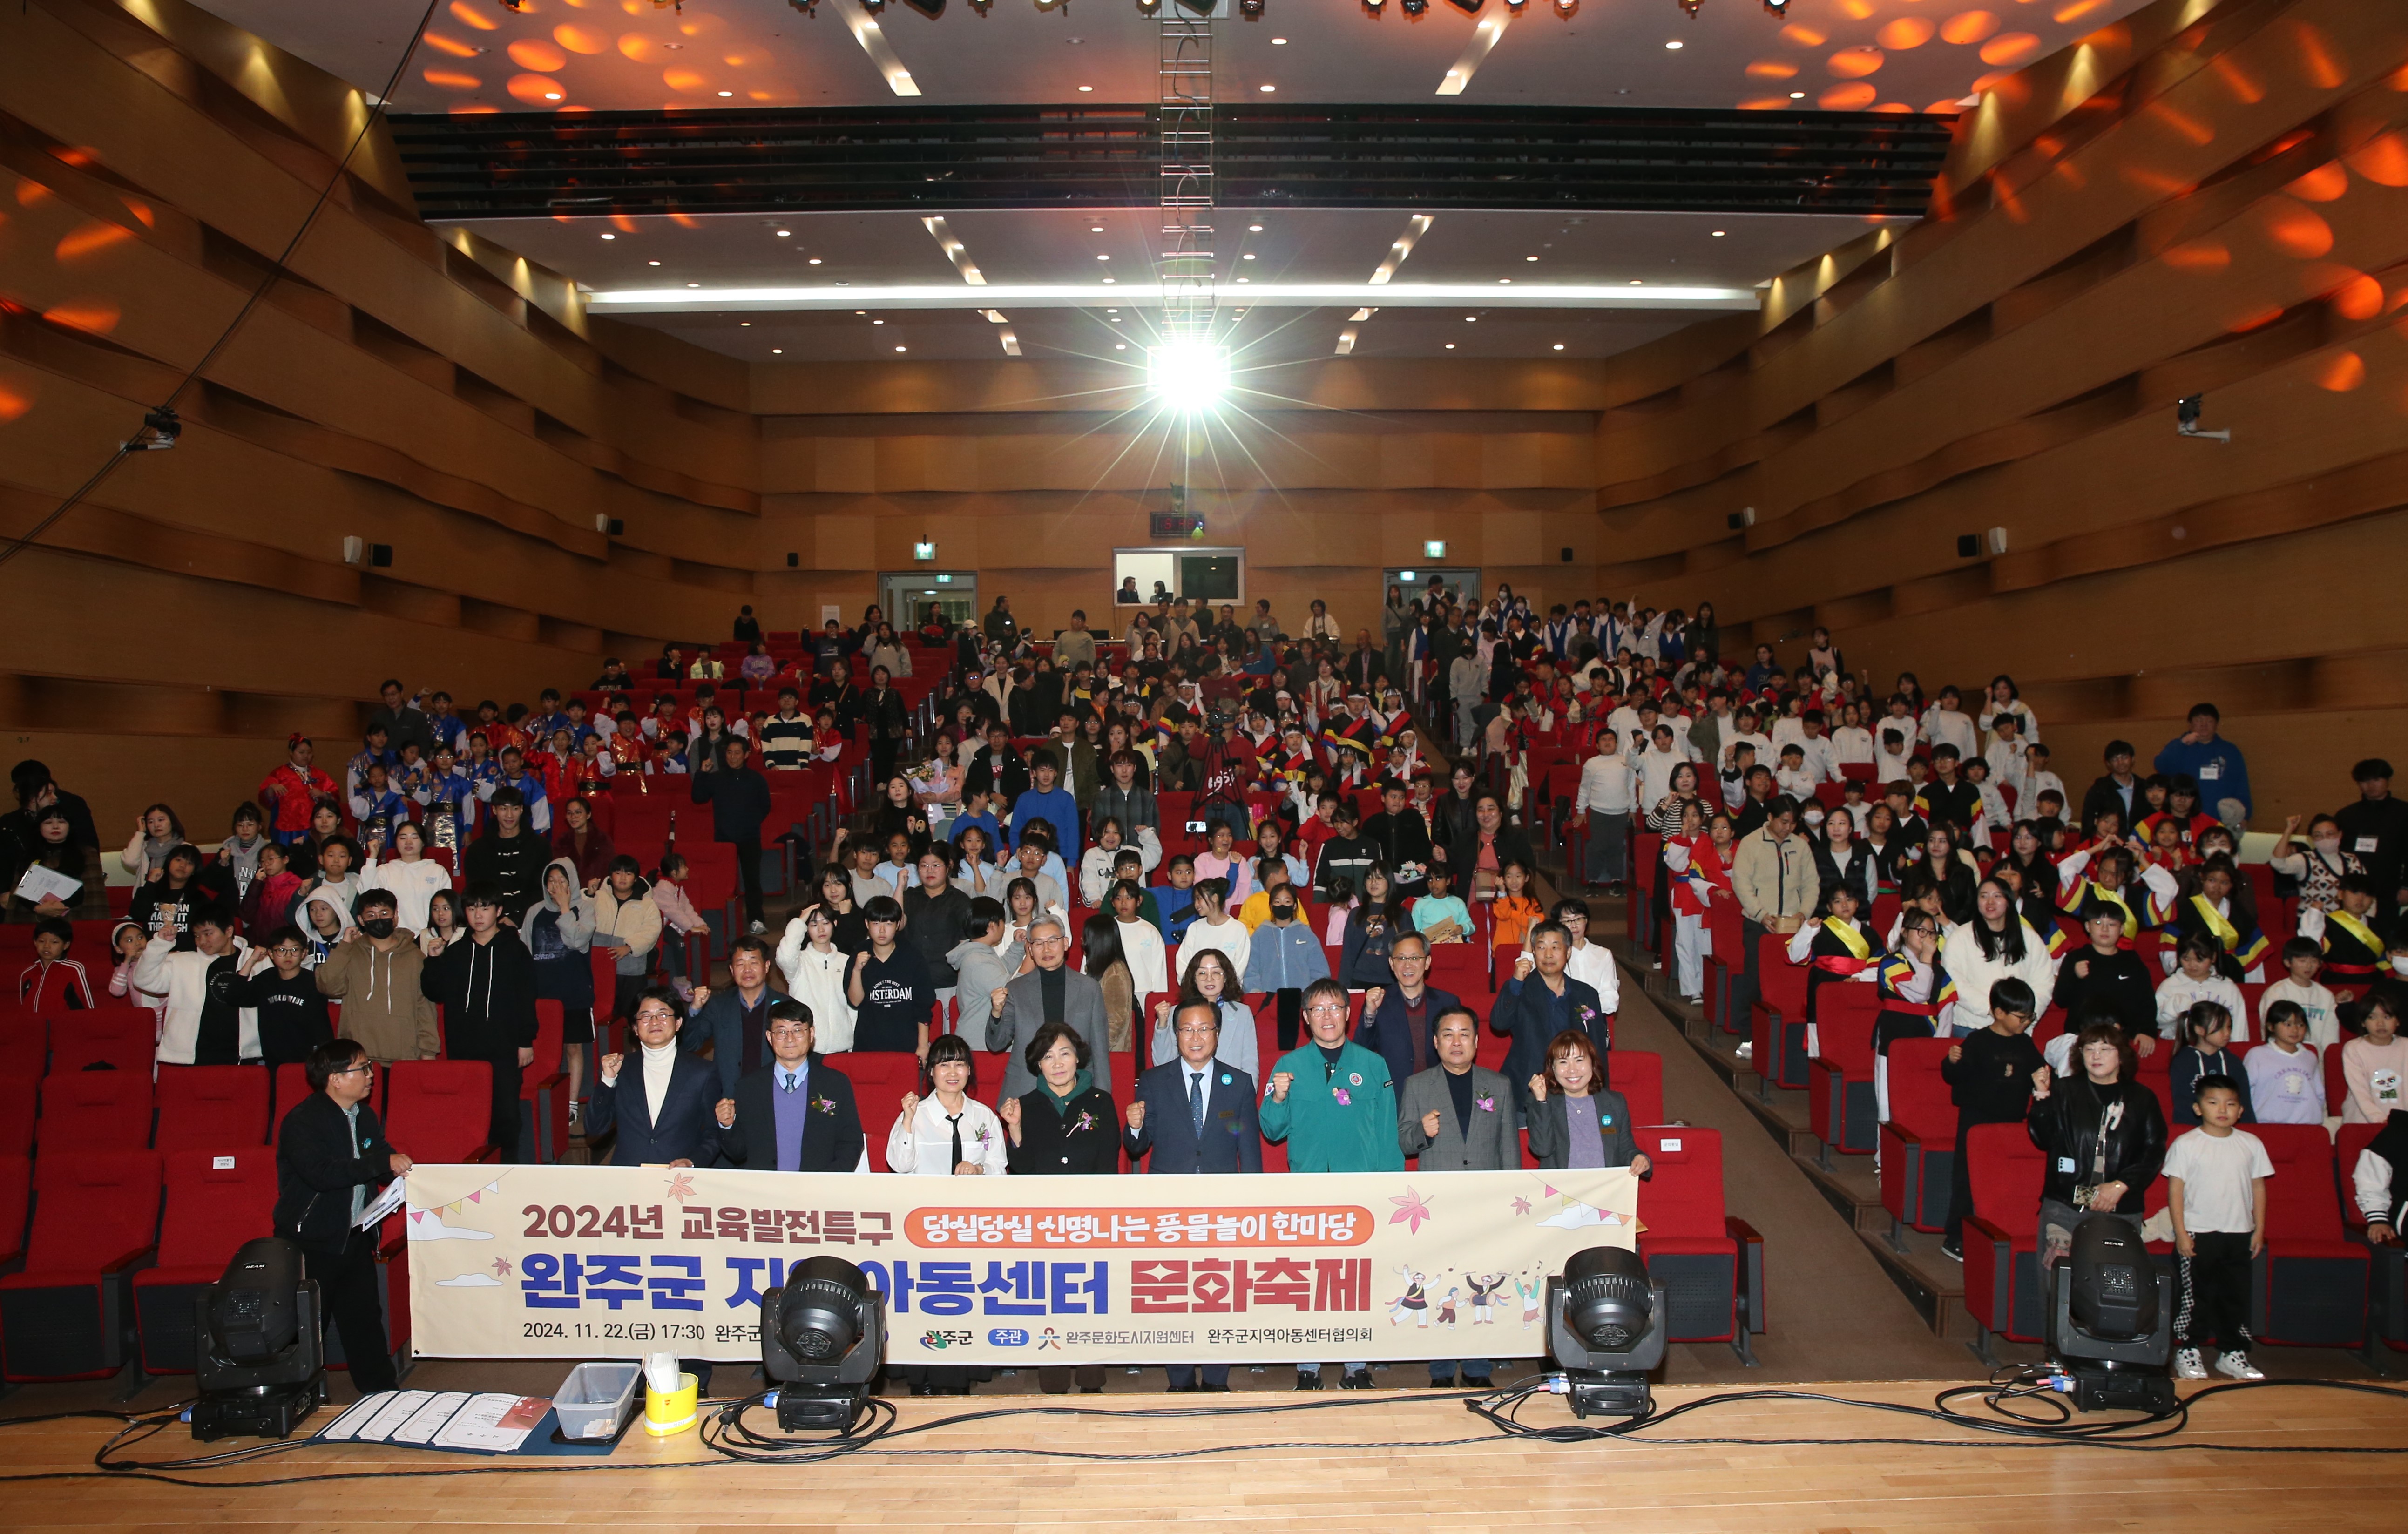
1546, 1245, 1665, 1418
2049, 1213, 2176, 1413
1445, 0, 1486, 13
1240, 0, 1266, 15
761, 1256, 887, 1433
191, 1238, 327, 1442
1402, 0, 1428, 13
1149, 339, 1230, 412
1762, 0, 1788, 14
2175, 393, 2231, 442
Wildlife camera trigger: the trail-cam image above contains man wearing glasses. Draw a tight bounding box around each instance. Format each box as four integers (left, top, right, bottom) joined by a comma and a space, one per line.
715, 1000, 866, 1172
1261, 978, 1403, 1391
588, 986, 723, 1170
273, 1038, 413, 1394
986, 916, 1109, 1101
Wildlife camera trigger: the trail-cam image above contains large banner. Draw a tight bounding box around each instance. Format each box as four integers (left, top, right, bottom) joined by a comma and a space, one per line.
403, 1163, 1638, 1365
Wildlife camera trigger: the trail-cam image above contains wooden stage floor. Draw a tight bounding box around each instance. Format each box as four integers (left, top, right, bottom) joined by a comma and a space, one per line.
3, 1378, 2402, 1532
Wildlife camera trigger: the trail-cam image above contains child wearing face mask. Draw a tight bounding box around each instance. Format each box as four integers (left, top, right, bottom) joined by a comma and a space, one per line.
1244, 881, 1333, 1053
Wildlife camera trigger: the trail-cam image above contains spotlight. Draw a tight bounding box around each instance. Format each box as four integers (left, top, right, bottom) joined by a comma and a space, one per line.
1402, 0, 1427, 12
1240, 0, 1266, 14
1545, 1246, 1665, 1418
761, 1256, 886, 1432
122, 405, 180, 453
1148, 339, 1230, 412
191, 1238, 326, 1442
1678, 0, 1700, 15
1762, 0, 1787, 13
1445, 0, 1486, 13
2049, 1213, 2177, 1413
2175, 393, 2231, 442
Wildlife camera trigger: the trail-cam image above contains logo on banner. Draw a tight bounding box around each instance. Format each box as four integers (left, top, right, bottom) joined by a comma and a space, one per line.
988, 1328, 1031, 1347
918, 1329, 975, 1351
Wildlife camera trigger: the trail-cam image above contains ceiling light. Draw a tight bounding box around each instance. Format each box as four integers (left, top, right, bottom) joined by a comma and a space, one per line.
1789, 91, 1805, 99
600, 233, 615, 240
776, 230, 791, 237
873, 319, 885, 324
1499, 278, 1511, 284
1091, 225, 1105, 232
1078, 85, 1093, 92
1711, 230, 1726, 237
1665, 41, 1683, 51
809, 257, 823, 264
717, 90, 732, 97
1115, 343, 1126, 350
857, 311, 867, 315
1102, 277, 1115, 284
1553, 343, 1565, 350
1148, 338, 1229, 412
1259, 83, 1276, 92
1272, 36, 1288, 44
544, 93, 561, 101
1445, 342, 1456, 349
1242, 253, 1256, 260
686, 283, 700, 288
895, 345, 906, 352
1630, 279, 1642, 285
1096, 254, 1109, 261
1249, 224, 1263, 232
649, 260, 661, 266
772, 348, 782, 353
740, 321, 751, 326
1236, 277, 1249, 283
1465, 316, 1477, 322
1526, 256, 1538, 262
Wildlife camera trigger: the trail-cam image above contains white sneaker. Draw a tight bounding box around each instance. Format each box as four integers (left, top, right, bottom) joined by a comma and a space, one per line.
2212, 1351, 2264, 1380
2171, 1347, 2209, 1380
1734, 1041, 1753, 1059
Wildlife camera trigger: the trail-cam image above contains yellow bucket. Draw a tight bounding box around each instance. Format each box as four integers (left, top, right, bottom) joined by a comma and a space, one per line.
642, 1372, 700, 1437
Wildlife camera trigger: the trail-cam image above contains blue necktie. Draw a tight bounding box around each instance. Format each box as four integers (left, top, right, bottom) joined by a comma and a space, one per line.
1189, 1071, 1206, 1138
780, 1073, 801, 1093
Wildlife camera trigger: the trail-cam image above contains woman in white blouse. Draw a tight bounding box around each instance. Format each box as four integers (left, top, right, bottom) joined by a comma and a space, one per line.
1941, 877, 2057, 1037
774, 904, 857, 1053
886, 1034, 1009, 1176
359, 820, 450, 933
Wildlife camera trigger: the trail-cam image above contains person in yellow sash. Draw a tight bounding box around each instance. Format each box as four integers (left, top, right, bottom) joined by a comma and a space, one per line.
1785, 883, 1879, 1057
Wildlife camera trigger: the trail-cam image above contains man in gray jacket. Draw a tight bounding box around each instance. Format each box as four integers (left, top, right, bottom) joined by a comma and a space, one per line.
947, 898, 1025, 1051
984, 915, 1110, 1100
1396, 1006, 1513, 1387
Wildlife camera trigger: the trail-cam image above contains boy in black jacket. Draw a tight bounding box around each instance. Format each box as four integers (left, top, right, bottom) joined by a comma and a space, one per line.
419, 881, 538, 1161
464, 787, 545, 920
274, 1037, 412, 1393
236, 924, 335, 1068
1937, 976, 2048, 1260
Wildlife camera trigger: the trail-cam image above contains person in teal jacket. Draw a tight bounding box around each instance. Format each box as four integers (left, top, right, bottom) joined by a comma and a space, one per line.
1261, 977, 1401, 1391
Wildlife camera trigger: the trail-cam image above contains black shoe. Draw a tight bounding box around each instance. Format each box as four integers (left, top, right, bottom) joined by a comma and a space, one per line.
1939, 1238, 1963, 1262
1167, 1380, 1199, 1393
1080, 1385, 1105, 1394
1340, 1369, 1374, 1390
1461, 1374, 1494, 1388
1294, 1371, 1323, 1391
1425, 1374, 1458, 1388
1201, 1382, 1230, 1392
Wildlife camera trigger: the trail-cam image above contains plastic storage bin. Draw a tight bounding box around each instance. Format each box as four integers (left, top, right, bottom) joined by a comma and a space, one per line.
552, 1361, 643, 1440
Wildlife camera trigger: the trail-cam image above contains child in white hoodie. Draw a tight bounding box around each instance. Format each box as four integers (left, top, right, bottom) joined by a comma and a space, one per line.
133, 908, 257, 1065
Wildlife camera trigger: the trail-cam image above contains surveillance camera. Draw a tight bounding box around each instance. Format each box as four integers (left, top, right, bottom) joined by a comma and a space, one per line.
2175, 393, 2230, 442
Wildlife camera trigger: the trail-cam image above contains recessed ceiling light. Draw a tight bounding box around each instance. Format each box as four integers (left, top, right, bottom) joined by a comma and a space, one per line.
1711, 230, 1726, 237
1664, 40, 1683, 50
776, 230, 791, 237
894, 345, 906, 352
1464, 316, 1477, 322
1236, 277, 1249, 283
809, 257, 823, 264
1553, 343, 1565, 351
1445, 343, 1455, 349
1115, 343, 1126, 350
771, 348, 782, 353
1259, 83, 1275, 92
1091, 225, 1105, 232
600, 233, 615, 240
686, 282, 700, 288
1078, 85, 1093, 92
1249, 224, 1263, 232
1242, 253, 1255, 260
1499, 278, 1511, 284
1790, 92, 1805, 99
1272, 37, 1287, 45
1629, 279, 1642, 285
873, 319, 885, 324
856, 310, 867, 315
649, 260, 661, 266
1102, 277, 1115, 284
740, 321, 751, 326
1096, 254, 1109, 261
717, 90, 732, 97
1525, 255, 1538, 261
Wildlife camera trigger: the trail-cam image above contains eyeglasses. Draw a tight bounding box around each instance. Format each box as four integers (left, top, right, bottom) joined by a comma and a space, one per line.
634, 1009, 679, 1023
1305, 1004, 1347, 1018
1174, 1023, 1219, 1037
332, 1062, 375, 1076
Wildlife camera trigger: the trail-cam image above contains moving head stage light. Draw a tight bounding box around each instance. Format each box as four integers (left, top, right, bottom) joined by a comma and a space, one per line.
192, 1237, 326, 1442
760, 1255, 887, 1433
2050, 1213, 2177, 1414
1546, 1245, 1666, 1419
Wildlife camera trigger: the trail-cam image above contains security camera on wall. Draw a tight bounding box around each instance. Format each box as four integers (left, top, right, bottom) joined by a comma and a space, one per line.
2175, 394, 2231, 442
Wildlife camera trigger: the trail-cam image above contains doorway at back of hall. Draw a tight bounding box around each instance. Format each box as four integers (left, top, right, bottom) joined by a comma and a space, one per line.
881, 572, 977, 632
1382, 568, 1479, 615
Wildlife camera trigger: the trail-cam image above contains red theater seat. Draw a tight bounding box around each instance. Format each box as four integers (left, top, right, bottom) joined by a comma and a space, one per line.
2244, 1123, 2368, 1349
1808, 986, 1881, 1163
154, 1064, 271, 1151
1633, 1126, 1762, 1361
0, 1153, 27, 1267
383, 1061, 499, 1165
822, 1052, 921, 1172
37, 1068, 154, 1154
1880, 1037, 1957, 1241
1750, 935, 1810, 1093
1961, 1123, 2046, 1363
134, 1148, 279, 1374
0, 1151, 162, 1381
47, 1009, 154, 1074
524, 1000, 571, 1164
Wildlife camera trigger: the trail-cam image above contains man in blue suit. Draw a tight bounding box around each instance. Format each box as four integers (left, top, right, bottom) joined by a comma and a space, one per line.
1354, 933, 1463, 1090
588, 985, 724, 1169
1123, 999, 1259, 1392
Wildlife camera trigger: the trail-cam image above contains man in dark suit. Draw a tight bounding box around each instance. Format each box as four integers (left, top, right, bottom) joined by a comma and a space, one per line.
1355, 933, 1461, 1088
986, 917, 1110, 1100
273, 1038, 410, 1394
1396, 1007, 1516, 1386
715, 1000, 865, 1172
1124, 999, 1261, 1391
1492, 922, 1606, 1115
588, 985, 723, 1169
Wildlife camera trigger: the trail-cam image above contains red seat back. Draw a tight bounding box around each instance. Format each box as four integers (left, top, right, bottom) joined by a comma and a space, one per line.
47, 1010, 154, 1074
1632, 1125, 1725, 1239
1757, 934, 1807, 1014
822, 1051, 922, 1172
0, 1074, 35, 1159
383, 1060, 496, 1162
1611, 1049, 1664, 1127
525, 1000, 566, 1104
0, 1154, 27, 1265
1965, 1122, 2044, 1238
154, 1065, 271, 1152
37, 1069, 154, 1153
24, 1150, 160, 1273
2337, 1122, 2383, 1231
2253, 1123, 2344, 1241
1813, 986, 1880, 1074
1886, 1037, 1957, 1136
155, 1148, 278, 1271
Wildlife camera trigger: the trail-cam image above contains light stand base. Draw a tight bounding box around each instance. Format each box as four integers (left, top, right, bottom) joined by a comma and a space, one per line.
2066, 1362, 2178, 1416
1563, 1369, 1653, 1420
191, 1377, 326, 1442
771, 1385, 873, 1434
